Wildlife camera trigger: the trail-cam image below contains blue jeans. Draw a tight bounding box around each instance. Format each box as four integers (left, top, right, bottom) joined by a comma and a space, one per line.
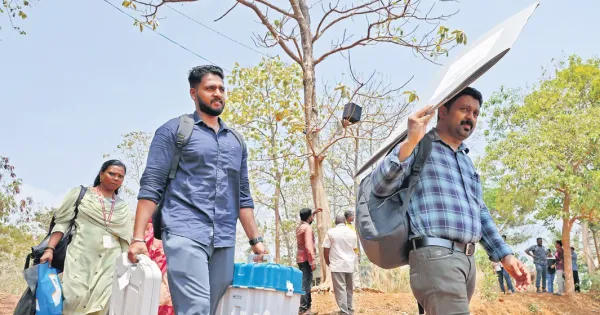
535, 263, 547, 290
547, 272, 555, 293
497, 269, 514, 293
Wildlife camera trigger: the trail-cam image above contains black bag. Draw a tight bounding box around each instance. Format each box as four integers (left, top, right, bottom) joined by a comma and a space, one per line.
152, 114, 246, 240
13, 264, 39, 315
26, 185, 87, 272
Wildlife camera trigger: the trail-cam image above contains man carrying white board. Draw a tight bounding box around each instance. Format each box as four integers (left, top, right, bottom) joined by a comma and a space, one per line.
127, 65, 267, 315
370, 87, 530, 314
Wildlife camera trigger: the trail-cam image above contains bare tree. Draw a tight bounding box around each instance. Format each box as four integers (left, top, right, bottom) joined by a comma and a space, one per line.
124, 0, 467, 284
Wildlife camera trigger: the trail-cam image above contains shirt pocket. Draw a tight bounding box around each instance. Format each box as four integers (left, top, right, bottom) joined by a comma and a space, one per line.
467, 171, 483, 201
225, 135, 243, 172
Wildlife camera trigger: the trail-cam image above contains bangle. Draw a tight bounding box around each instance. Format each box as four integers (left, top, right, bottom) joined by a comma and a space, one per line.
131, 238, 145, 244
45, 246, 55, 252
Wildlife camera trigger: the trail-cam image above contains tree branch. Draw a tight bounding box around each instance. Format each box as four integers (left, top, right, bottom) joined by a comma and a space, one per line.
236, 0, 302, 64
313, 0, 379, 43
214, 2, 238, 22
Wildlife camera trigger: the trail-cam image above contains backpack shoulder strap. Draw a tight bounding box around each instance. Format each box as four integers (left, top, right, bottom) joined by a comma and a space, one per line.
228, 128, 247, 154
168, 114, 195, 180
46, 185, 87, 236
73, 185, 87, 217
400, 132, 433, 190
410, 133, 433, 176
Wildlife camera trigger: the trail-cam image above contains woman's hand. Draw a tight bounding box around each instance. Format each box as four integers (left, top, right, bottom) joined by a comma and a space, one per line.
40, 249, 54, 264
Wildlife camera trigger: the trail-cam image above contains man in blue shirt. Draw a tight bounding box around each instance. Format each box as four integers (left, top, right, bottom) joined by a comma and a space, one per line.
128, 65, 266, 315
370, 87, 530, 314
525, 237, 548, 292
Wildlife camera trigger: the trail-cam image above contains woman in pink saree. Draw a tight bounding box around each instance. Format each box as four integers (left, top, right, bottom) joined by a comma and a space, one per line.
144, 219, 174, 315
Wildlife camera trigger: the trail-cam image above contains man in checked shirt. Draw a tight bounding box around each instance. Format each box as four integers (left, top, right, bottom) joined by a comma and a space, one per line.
371, 87, 531, 314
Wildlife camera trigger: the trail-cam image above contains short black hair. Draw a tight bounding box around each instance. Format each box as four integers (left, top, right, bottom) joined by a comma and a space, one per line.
556, 240, 563, 247
188, 65, 224, 88
537, 237, 543, 241
299, 208, 313, 222
438, 86, 483, 120
344, 210, 354, 219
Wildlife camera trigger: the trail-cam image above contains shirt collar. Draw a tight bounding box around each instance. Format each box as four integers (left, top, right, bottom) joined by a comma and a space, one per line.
429, 128, 470, 154
192, 111, 229, 131
336, 223, 346, 228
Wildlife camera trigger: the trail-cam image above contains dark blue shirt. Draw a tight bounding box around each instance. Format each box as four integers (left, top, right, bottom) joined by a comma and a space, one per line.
138, 112, 253, 248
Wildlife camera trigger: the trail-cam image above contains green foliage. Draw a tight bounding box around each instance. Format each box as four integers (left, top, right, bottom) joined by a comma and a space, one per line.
475, 247, 499, 302
590, 273, 600, 301
104, 131, 152, 200
0, 156, 34, 223
480, 55, 600, 225
0, 0, 32, 35
223, 56, 306, 200
481, 186, 533, 246
528, 303, 541, 314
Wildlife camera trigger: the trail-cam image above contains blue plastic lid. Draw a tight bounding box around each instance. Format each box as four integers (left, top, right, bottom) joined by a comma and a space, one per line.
231, 262, 304, 294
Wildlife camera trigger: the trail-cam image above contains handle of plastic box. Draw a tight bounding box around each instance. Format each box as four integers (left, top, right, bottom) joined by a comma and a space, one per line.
247, 254, 274, 264
135, 254, 152, 265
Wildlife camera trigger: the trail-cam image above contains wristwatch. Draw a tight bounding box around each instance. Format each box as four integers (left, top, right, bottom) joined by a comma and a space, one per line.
249, 236, 264, 246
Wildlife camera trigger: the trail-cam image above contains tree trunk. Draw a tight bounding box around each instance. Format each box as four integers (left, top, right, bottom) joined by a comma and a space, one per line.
353, 131, 362, 287
582, 222, 596, 275
593, 229, 600, 266
274, 180, 282, 263
562, 193, 575, 295
279, 212, 294, 266
295, 0, 332, 287
353, 131, 361, 259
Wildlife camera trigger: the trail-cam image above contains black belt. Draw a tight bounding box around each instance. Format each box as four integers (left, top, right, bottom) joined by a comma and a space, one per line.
411, 237, 476, 256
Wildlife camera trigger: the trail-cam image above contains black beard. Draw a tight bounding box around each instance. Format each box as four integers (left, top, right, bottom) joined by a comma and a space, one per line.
198, 97, 225, 116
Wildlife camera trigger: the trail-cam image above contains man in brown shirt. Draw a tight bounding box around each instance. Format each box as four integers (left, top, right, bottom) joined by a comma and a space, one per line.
296, 207, 321, 315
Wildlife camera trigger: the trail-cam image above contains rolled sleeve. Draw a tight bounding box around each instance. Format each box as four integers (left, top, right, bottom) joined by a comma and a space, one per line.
323, 232, 331, 249
137, 123, 176, 203
239, 143, 254, 209
480, 202, 513, 262
370, 143, 417, 197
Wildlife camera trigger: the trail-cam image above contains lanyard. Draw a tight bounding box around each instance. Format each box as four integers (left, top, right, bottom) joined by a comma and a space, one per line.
95, 187, 116, 228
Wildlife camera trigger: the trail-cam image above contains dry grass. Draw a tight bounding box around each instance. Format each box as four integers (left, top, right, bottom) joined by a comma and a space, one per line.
0, 253, 28, 295
366, 266, 412, 293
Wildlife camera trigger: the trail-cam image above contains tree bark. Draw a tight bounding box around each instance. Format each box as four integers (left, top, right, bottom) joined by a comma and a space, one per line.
274, 180, 282, 263
294, 0, 332, 286
353, 132, 361, 262
582, 222, 596, 275
562, 193, 575, 295
593, 229, 600, 267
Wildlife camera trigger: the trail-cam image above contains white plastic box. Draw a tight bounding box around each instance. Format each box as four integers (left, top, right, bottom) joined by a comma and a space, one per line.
109, 253, 162, 315
216, 255, 304, 315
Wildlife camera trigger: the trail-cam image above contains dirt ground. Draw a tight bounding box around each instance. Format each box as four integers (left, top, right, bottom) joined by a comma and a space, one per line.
2, 291, 599, 314
311, 290, 600, 315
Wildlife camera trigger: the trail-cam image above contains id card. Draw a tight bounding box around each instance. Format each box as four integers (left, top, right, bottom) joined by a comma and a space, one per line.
103, 235, 114, 248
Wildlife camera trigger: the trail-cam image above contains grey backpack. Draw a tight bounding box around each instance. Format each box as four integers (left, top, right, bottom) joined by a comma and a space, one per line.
356, 134, 432, 269
152, 114, 246, 240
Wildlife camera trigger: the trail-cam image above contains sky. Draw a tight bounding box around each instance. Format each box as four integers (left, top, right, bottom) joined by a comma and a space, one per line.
1, 0, 599, 261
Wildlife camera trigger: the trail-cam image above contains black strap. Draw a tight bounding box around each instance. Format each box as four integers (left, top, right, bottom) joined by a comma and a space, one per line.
411, 237, 476, 255
28, 186, 87, 270
169, 115, 195, 180
45, 185, 87, 237
399, 133, 433, 190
